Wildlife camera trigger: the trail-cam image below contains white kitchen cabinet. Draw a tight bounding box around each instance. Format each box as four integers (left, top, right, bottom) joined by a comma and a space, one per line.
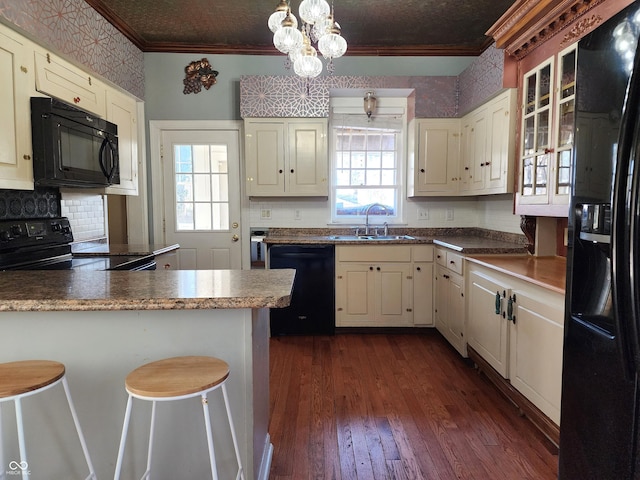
408, 119, 460, 196
34, 48, 107, 117
460, 89, 516, 195
335, 245, 414, 327
434, 247, 466, 356
509, 287, 564, 425
0, 24, 34, 190
467, 269, 512, 377
516, 43, 577, 216
413, 245, 434, 326
105, 89, 139, 196
244, 118, 328, 196
460, 106, 487, 193
466, 261, 564, 425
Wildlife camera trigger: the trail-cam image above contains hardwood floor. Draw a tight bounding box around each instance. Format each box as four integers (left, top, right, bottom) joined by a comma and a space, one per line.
268, 331, 558, 480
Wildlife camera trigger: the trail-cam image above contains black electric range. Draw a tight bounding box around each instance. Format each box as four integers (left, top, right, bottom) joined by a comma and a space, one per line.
0, 217, 156, 271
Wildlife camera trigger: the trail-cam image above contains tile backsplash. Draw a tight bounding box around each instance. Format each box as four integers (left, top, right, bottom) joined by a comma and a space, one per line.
60, 192, 106, 242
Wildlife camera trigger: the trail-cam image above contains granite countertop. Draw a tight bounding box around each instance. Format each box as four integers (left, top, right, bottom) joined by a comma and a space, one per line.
0, 269, 295, 312
71, 242, 180, 257
262, 228, 527, 254
466, 255, 567, 294
433, 236, 528, 254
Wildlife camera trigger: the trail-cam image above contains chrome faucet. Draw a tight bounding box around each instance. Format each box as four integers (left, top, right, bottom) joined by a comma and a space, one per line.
364, 203, 389, 235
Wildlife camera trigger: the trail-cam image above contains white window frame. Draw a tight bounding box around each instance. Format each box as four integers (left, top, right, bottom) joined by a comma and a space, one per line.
329, 95, 409, 225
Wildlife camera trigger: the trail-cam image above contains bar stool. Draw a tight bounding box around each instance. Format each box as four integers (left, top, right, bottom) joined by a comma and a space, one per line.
0, 360, 96, 480
113, 355, 245, 480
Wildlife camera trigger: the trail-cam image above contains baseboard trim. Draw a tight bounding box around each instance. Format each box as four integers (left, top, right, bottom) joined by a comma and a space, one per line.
467, 345, 560, 448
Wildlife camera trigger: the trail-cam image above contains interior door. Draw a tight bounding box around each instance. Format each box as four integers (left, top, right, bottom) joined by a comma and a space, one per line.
161, 129, 241, 269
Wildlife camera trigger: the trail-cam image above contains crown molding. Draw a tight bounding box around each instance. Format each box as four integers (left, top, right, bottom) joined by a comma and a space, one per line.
486, 0, 606, 59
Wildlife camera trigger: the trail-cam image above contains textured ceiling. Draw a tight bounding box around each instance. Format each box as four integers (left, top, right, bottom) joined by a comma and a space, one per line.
84, 0, 515, 56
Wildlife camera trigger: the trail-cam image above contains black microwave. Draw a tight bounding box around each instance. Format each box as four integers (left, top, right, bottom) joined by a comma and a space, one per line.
31, 97, 120, 188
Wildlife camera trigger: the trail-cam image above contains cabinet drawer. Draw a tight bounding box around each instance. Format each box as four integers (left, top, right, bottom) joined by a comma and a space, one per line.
435, 248, 447, 267
336, 245, 411, 263
413, 245, 434, 262
446, 252, 464, 275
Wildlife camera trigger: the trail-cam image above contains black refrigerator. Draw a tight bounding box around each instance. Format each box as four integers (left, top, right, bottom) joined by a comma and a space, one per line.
560, 2, 640, 479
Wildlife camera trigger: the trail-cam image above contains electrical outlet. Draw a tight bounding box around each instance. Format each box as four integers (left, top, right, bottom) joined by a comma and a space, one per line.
417, 207, 429, 220
261, 209, 272, 219
445, 208, 454, 221
294, 209, 302, 221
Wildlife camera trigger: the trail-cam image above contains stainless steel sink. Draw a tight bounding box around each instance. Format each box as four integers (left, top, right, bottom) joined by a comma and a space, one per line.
327, 235, 414, 241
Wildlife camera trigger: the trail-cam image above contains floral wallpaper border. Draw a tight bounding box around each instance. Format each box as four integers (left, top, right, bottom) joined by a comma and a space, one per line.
241, 45, 505, 118
0, 0, 144, 99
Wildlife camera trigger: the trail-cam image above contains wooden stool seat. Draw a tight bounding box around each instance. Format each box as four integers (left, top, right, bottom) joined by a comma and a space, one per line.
0, 360, 95, 480
125, 356, 229, 399
0, 360, 65, 398
114, 355, 244, 480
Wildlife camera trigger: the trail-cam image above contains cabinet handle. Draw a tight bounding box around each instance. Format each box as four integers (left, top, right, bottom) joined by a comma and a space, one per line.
507, 294, 516, 324
495, 291, 501, 314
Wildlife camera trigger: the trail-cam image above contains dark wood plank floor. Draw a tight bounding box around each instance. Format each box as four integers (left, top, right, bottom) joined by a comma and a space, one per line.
268, 331, 558, 480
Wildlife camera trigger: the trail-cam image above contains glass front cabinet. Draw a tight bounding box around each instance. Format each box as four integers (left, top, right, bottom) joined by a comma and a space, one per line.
516, 43, 577, 216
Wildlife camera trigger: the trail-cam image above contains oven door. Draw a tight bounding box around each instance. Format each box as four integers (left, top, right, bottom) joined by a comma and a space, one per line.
70, 255, 156, 271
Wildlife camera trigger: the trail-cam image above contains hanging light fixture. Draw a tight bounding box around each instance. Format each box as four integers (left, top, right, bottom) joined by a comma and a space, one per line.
364, 91, 377, 119
269, 0, 347, 78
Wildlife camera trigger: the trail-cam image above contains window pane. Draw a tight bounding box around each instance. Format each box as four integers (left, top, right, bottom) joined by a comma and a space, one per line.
176, 203, 193, 230
212, 174, 229, 202
211, 145, 228, 173
381, 170, 395, 185
351, 134, 365, 149
367, 170, 381, 185
367, 134, 381, 150
176, 174, 193, 202
336, 169, 350, 186
351, 170, 365, 185
175, 145, 193, 173
381, 134, 395, 150
194, 174, 211, 202
352, 152, 365, 168
381, 152, 395, 169
335, 187, 396, 216
193, 145, 209, 172
194, 203, 212, 230
367, 152, 381, 169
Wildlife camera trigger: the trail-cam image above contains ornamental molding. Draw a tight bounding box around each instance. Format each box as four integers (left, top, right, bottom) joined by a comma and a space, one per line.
486, 0, 606, 59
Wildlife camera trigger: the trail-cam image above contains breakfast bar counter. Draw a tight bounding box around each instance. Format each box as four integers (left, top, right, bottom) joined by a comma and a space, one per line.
0, 269, 295, 480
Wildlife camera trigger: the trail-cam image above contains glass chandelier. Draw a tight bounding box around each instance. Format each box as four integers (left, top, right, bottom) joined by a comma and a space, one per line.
269, 0, 347, 79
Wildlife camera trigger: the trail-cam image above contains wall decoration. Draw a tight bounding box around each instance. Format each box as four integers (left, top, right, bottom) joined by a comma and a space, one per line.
183, 58, 219, 94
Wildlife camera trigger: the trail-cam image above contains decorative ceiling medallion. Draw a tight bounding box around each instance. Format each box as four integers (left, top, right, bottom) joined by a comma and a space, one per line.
487, 0, 606, 59
560, 14, 603, 46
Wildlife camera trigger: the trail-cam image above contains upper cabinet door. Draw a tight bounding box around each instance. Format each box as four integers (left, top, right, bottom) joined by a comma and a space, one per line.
516, 43, 577, 216
105, 89, 140, 196
0, 25, 34, 190
244, 118, 328, 197
409, 119, 460, 196
34, 49, 106, 117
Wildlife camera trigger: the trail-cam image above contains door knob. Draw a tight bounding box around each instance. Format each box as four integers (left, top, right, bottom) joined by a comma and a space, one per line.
232, 234, 239, 242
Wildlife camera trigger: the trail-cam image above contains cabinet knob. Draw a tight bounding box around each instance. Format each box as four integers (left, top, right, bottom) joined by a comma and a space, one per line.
420, 168, 425, 173
485, 161, 491, 165
22, 154, 31, 160
369, 266, 374, 271
416, 267, 421, 271
290, 169, 294, 173
163, 264, 171, 269
376, 267, 381, 271
73, 97, 80, 104
279, 169, 283, 174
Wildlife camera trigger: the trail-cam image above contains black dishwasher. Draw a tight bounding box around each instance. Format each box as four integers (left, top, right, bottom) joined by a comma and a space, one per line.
269, 244, 335, 335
